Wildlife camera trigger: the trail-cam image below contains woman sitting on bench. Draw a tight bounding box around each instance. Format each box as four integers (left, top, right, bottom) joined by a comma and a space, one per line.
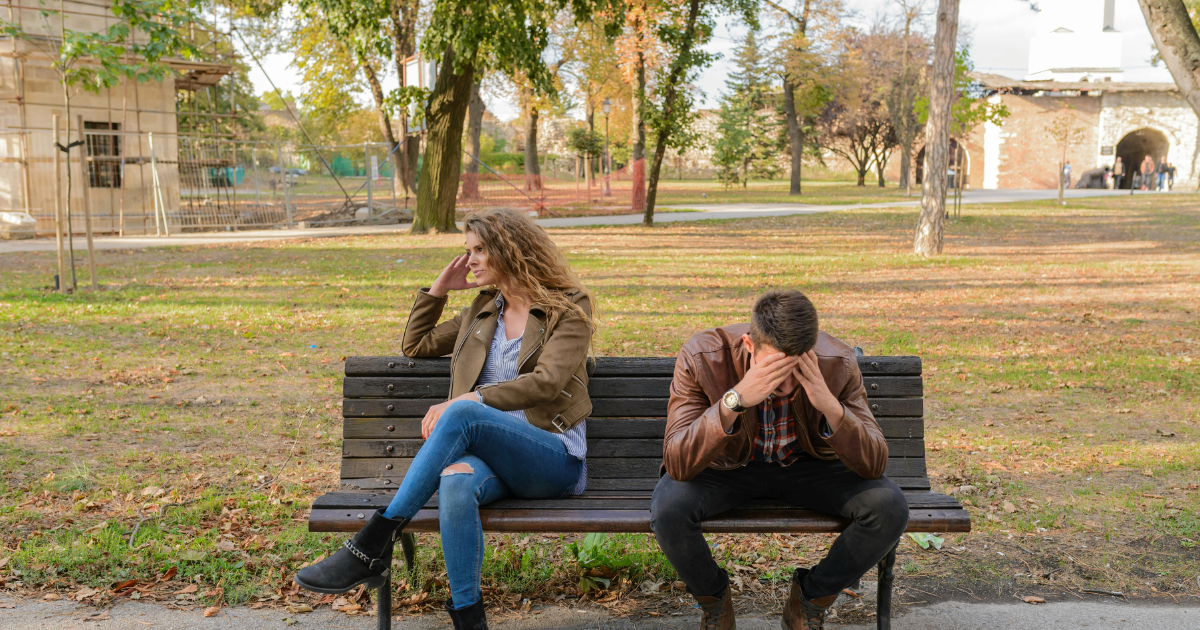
295, 208, 595, 630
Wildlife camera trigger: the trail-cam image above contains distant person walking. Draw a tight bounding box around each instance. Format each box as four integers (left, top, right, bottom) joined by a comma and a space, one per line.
1140, 155, 1156, 191
1112, 157, 1124, 189
1168, 163, 1177, 190
1062, 161, 1072, 188
1156, 156, 1168, 191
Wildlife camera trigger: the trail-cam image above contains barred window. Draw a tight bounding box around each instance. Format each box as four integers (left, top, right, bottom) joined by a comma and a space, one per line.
84, 121, 122, 188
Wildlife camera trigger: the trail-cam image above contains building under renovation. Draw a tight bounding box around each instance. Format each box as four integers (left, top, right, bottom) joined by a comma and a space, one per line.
0, 0, 246, 235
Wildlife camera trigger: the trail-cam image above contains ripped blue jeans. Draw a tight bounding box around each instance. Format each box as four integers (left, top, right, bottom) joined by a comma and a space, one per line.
382, 400, 583, 608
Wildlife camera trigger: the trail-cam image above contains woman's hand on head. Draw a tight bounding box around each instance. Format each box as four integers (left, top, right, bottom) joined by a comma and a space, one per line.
429, 254, 479, 298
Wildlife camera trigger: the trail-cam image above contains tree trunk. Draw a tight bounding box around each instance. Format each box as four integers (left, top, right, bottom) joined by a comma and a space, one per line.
524, 95, 541, 190
411, 46, 475, 234
1138, 0, 1200, 119
783, 76, 803, 195
914, 0, 959, 257
900, 150, 911, 195
856, 168, 866, 186
644, 0, 702, 226
388, 0, 417, 195
359, 55, 408, 201
630, 40, 647, 212
462, 80, 484, 198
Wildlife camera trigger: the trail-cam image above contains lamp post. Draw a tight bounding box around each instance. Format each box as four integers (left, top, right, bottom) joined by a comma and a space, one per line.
602, 97, 612, 197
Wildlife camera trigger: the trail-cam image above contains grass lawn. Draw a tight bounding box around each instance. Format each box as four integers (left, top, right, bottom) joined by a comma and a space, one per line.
0, 193, 1197, 618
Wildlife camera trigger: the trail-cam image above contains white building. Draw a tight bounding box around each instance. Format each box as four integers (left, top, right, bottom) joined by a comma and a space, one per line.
1026, 0, 1124, 83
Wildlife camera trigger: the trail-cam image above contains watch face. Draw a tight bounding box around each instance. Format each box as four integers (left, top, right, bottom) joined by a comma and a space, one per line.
723, 390, 741, 410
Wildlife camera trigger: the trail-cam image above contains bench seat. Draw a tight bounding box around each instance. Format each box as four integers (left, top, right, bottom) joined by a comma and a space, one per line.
308, 353, 968, 630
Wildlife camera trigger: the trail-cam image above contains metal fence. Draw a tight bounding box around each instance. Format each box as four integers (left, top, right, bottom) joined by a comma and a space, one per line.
0, 129, 412, 236
0, 127, 649, 236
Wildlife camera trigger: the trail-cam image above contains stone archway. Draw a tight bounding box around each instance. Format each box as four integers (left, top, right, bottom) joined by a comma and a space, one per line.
1115, 128, 1169, 189
916, 139, 963, 186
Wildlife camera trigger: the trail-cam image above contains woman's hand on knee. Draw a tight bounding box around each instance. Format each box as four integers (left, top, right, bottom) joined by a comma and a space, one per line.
422, 393, 480, 439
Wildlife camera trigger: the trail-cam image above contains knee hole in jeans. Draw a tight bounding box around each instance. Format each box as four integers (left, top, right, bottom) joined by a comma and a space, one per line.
441, 463, 474, 476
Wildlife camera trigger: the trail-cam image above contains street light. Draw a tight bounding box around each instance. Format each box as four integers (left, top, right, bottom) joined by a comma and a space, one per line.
602, 97, 612, 197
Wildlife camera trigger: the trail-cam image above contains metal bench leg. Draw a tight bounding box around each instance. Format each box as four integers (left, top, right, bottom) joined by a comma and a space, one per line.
876, 541, 898, 630
399, 531, 416, 572
377, 570, 392, 630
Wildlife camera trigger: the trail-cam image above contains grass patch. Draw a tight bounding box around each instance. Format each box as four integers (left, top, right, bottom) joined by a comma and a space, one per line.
0, 192, 1197, 611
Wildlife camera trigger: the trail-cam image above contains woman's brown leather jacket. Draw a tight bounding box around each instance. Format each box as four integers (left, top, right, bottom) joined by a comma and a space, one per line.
401, 287, 593, 433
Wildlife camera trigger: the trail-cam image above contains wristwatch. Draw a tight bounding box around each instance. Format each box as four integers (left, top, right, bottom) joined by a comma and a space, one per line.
721, 389, 747, 413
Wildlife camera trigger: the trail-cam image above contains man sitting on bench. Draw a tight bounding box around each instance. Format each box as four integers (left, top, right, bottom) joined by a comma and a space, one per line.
650, 290, 909, 630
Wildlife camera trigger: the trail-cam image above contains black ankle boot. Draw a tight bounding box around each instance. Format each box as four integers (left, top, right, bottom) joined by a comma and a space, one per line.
294, 509, 409, 593
446, 599, 488, 630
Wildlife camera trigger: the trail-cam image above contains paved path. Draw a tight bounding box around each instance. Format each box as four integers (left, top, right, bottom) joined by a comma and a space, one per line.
0, 188, 1166, 254
0, 594, 1194, 629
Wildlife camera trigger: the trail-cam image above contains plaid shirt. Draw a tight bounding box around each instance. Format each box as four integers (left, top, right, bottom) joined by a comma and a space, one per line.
750, 394, 804, 465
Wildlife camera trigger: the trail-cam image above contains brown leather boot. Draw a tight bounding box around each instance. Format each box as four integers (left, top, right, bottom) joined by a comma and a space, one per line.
694, 585, 736, 630
781, 569, 837, 630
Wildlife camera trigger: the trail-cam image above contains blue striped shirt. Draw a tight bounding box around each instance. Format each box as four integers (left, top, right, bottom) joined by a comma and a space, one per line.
474, 294, 588, 495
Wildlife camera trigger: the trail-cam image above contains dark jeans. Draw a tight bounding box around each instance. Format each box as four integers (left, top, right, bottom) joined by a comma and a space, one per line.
650, 459, 909, 601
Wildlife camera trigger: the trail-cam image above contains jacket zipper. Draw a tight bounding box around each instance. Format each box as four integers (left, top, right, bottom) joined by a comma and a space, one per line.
451, 313, 488, 367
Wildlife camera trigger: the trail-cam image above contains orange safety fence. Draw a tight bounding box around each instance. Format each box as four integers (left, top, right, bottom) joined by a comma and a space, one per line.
457, 155, 646, 217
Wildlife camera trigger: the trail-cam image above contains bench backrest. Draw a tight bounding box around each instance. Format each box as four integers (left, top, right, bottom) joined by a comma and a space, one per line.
340, 355, 927, 492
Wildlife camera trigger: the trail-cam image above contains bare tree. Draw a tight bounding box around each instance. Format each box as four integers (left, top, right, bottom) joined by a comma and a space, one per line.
1138, 0, 1200, 119
1045, 112, 1085, 205
888, 0, 929, 195
913, 0, 959, 257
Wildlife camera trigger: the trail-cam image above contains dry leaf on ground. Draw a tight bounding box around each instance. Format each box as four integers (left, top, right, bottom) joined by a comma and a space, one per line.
1022, 596, 1046, 604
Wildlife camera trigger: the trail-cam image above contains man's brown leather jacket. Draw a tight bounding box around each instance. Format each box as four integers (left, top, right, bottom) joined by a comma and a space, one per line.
663, 323, 888, 481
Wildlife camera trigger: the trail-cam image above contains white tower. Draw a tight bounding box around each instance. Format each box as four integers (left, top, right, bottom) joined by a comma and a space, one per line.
1026, 0, 1123, 82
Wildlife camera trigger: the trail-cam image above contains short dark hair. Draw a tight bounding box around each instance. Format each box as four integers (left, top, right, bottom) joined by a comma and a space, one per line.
749, 290, 819, 356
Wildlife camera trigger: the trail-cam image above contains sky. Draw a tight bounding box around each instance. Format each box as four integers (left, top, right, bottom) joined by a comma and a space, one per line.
242, 0, 1175, 122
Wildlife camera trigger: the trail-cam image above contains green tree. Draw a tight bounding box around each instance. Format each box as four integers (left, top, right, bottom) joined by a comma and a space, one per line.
914, 48, 1008, 139
711, 30, 781, 188
410, 0, 621, 233
642, 0, 759, 225
1, 0, 200, 292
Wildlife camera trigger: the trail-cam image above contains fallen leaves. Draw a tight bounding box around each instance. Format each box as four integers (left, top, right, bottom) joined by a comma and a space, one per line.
285, 603, 313, 614
81, 612, 111, 622
202, 605, 222, 617
1021, 595, 1046, 604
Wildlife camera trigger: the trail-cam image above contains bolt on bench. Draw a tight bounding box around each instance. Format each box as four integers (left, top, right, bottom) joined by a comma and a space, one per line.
309, 353, 970, 630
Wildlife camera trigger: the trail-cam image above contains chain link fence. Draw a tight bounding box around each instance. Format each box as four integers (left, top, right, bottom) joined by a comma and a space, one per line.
0, 129, 412, 236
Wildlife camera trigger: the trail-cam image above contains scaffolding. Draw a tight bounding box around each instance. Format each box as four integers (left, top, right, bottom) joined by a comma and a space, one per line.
0, 0, 360, 235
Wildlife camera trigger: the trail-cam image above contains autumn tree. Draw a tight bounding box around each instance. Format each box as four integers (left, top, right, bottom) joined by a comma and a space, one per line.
887, 0, 929, 195
817, 29, 901, 187
763, 0, 841, 195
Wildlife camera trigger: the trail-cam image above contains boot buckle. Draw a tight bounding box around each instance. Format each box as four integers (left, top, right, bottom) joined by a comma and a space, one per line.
343, 539, 384, 570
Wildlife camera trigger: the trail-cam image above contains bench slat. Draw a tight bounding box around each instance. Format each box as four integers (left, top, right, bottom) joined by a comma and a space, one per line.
345, 356, 921, 378
309, 506, 967, 534
313, 490, 962, 510
343, 397, 922, 419
340, 437, 928, 459
340, 456, 927, 481
340, 475, 933, 491
342, 417, 926, 440
343, 376, 922, 399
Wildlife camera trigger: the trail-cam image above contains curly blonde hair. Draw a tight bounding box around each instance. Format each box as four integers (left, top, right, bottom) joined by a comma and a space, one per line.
464, 208, 596, 331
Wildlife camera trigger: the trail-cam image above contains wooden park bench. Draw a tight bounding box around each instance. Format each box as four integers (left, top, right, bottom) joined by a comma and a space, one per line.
308, 352, 970, 630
